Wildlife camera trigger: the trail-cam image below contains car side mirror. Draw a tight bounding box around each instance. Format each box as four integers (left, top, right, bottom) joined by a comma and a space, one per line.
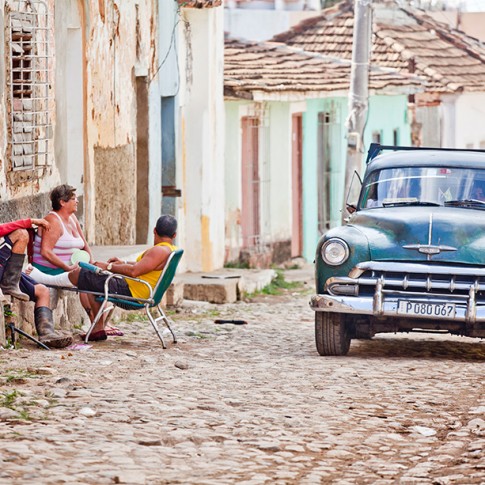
346, 203, 357, 214
344, 171, 362, 217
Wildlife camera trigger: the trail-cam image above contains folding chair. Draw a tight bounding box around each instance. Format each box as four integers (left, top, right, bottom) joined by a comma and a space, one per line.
80, 249, 184, 348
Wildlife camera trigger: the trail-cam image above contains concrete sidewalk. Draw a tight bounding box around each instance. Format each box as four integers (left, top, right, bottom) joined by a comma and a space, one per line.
91, 245, 313, 304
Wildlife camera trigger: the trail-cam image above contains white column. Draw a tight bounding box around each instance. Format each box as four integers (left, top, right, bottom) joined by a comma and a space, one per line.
180, 7, 225, 271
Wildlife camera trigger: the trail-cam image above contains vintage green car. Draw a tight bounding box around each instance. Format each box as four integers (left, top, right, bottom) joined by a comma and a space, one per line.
310, 144, 485, 356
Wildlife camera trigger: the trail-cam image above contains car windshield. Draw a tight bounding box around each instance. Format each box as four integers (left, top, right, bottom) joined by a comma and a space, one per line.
359, 167, 485, 210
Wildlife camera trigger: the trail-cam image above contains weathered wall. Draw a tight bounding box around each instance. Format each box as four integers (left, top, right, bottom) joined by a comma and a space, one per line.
0, 0, 158, 242
94, 144, 136, 244
0, 0, 61, 218
55, 0, 84, 196
0, 193, 51, 224
178, 6, 225, 272
83, 0, 158, 244
453, 92, 485, 149
224, 100, 296, 267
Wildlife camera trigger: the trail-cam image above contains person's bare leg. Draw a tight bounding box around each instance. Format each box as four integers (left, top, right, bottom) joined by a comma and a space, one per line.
8, 229, 29, 254
68, 267, 81, 286
34, 283, 50, 308
79, 292, 91, 316
68, 268, 106, 334
85, 292, 105, 333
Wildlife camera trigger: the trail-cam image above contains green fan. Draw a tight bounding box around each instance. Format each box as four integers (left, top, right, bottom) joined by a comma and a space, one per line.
71, 249, 90, 265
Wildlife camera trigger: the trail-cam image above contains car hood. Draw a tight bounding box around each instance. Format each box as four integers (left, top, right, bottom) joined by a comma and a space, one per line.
349, 207, 485, 264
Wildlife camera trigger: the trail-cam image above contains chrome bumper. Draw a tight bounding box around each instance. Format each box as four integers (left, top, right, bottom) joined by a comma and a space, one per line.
310, 284, 485, 324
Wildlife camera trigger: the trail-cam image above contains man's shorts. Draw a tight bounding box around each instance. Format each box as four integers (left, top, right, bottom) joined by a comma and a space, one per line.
19, 273, 38, 302
77, 268, 132, 296
78, 269, 133, 309
0, 236, 13, 282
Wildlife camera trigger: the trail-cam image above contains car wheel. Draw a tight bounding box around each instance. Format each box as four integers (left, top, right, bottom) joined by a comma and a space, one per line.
315, 312, 351, 356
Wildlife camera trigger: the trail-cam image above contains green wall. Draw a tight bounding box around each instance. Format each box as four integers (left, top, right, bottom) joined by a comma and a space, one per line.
302, 94, 411, 262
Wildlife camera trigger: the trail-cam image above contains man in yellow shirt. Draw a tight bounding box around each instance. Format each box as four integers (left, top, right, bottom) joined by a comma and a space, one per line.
68, 215, 177, 341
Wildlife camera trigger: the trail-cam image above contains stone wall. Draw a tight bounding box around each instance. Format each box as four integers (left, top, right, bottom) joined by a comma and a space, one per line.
0, 193, 51, 223
237, 239, 292, 269
94, 144, 136, 245
0, 193, 84, 225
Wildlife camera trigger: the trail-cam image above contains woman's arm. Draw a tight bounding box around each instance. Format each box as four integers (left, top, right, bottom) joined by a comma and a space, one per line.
39, 214, 77, 272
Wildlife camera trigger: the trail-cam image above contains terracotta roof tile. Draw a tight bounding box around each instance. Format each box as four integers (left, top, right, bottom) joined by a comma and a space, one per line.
179, 0, 221, 8
224, 38, 425, 100
272, 1, 485, 93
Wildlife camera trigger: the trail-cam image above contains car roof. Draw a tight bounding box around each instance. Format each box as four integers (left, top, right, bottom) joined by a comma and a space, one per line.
368, 150, 485, 172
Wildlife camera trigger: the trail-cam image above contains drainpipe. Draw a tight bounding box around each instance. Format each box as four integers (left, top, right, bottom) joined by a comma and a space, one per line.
343, 0, 372, 223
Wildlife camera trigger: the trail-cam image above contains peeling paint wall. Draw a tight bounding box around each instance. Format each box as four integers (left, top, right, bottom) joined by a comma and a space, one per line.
0, 0, 160, 242
84, 0, 158, 244
177, 6, 225, 272
0, 0, 61, 221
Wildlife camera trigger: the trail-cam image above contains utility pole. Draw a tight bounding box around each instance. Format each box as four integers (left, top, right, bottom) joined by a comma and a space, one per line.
343, 0, 372, 223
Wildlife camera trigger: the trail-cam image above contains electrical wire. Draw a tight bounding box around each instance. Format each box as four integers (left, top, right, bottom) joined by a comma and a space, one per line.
149, 5, 187, 89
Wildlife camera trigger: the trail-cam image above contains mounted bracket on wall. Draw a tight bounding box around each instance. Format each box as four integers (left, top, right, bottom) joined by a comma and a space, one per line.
162, 186, 182, 197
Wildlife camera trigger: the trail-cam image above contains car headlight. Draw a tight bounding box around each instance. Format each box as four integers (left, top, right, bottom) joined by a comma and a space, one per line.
321, 238, 350, 266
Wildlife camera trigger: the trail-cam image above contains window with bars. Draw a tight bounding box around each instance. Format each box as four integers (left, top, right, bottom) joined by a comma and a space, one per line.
5, 0, 51, 172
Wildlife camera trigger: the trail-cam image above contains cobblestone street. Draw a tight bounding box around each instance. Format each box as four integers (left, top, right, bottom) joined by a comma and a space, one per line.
0, 272, 484, 485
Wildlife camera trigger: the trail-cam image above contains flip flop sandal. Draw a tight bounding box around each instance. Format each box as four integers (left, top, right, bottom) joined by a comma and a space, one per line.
105, 326, 124, 337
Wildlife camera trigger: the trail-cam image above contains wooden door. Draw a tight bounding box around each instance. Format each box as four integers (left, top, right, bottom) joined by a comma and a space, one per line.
241, 117, 260, 248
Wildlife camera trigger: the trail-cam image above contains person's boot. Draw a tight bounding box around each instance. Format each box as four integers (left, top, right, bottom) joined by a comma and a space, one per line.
34, 307, 73, 349
0, 253, 29, 301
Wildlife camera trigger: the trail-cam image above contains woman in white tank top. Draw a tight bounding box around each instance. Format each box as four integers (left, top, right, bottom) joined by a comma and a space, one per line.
29, 185, 124, 337
32, 185, 92, 274
28, 185, 94, 322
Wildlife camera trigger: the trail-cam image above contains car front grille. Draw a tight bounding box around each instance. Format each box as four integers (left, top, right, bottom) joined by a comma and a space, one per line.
326, 261, 485, 299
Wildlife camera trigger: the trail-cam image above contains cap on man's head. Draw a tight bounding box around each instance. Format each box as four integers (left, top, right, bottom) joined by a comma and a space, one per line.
156, 215, 177, 237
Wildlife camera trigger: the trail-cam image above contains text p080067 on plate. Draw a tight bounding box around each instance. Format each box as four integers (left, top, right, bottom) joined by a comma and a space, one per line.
397, 301, 456, 318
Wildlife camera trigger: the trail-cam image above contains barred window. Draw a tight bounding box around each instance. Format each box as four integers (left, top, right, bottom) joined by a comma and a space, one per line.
5, 0, 51, 172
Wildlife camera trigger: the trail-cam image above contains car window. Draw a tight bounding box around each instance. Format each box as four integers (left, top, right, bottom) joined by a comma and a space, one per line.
359, 167, 485, 209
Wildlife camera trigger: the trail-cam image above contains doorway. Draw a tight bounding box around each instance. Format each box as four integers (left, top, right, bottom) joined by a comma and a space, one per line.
241, 116, 260, 248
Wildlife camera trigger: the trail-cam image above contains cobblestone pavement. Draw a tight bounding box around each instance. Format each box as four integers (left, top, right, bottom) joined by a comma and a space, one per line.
0, 273, 484, 485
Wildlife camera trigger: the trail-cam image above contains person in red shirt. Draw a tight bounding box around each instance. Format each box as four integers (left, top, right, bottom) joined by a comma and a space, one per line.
0, 218, 72, 348
0, 218, 49, 299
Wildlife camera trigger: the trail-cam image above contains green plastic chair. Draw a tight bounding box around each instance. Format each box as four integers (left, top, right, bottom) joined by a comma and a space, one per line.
80, 249, 184, 348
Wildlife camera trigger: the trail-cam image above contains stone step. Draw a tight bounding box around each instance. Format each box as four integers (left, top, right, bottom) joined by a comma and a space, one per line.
175, 268, 276, 304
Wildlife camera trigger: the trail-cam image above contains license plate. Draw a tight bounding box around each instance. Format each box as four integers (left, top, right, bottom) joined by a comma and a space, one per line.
397, 301, 456, 318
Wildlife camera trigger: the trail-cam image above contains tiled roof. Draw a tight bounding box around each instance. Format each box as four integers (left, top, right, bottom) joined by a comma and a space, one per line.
224, 38, 424, 100
179, 0, 222, 8
272, 0, 485, 93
